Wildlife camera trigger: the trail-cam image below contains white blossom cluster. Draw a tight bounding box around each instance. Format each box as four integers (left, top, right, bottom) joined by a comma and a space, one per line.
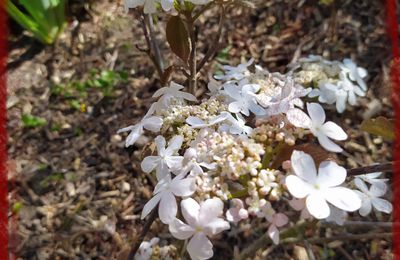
120, 58, 391, 260
291, 55, 368, 113
124, 0, 210, 13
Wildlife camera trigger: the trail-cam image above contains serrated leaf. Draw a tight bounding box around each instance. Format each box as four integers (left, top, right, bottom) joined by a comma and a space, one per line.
166, 16, 191, 63
361, 116, 395, 141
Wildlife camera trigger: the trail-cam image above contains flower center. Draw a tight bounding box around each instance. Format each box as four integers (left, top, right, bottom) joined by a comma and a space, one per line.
314, 184, 320, 190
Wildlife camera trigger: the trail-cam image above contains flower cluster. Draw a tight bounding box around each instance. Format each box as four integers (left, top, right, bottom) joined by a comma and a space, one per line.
291, 55, 368, 113
125, 0, 210, 13
119, 58, 391, 260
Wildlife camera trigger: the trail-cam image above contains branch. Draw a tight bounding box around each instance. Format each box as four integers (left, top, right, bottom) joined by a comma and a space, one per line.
187, 15, 198, 95
281, 232, 392, 244
126, 208, 158, 260
196, 5, 225, 73
146, 14, 164, 73
347, 162, 393, 176
135, 11, 165, 84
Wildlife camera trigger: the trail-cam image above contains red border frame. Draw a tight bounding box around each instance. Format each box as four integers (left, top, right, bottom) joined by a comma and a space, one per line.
0, 1, 397, 259
387, 0, 400, 258
0, 0, 8, 259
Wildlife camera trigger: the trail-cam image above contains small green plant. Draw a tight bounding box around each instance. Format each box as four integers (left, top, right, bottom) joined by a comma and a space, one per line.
6, 0, 67, 44
51, 69, 128, 110
21, 114, 47, 128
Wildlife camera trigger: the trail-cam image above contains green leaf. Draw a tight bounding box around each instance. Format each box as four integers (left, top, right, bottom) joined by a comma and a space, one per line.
22, 114, 47, 128
361, 116, 395, 141
166, 15, 191, 63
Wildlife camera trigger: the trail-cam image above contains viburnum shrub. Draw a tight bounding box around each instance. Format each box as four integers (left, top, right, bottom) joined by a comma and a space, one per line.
120, 1, 393, 259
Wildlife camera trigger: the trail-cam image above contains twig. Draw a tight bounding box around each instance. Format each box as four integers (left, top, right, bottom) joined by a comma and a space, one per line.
192, 1, 215, 21
282, 232, 392, 244
135, 11, 164, 83
146, 14, 164, 73
187, 15, 197, 95
126, 208, 158, 260
196, 5, 225, 73
347, 162, 393, 176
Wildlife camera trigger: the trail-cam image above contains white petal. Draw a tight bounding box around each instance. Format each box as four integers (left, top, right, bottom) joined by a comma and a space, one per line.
356, 193, 372, 216
317, 134, 343, 153
125, 125, 144, 147
273, 213, 288, 227
324, 187, 361, 212
166, 135, 184, 155
321, 122, 347, 141
187, 117, 207, 128
307, 103, 326, 126
141, 192, 162, 219
370, 183, 387, 197
224, 84, 242, 100
286, 108, 311, 128
285, 175, 313, 199
159, 192, 177, 224
335, 90, 347, 113
169, 218, 195, 240
171, 177, 196, 197
306, 193, 330, 219
181, 198, 200, 227
317, 161, 346, 188
142, 117, 163, 132
187, 233, 214, 260
248, 102, 267, 116
155, 135, 166, 155
354, 178, 369, 193
156, 162, 170, 180
267, 224, 280, 245
203, 218, 230, 237
290, 150, 317, 182
228, 101, 244, 114
141, 156, 160, 173
165, 156, 184, 172
371, 198, 392, 214
198, 198, 224, 226
161, 0, 173, 11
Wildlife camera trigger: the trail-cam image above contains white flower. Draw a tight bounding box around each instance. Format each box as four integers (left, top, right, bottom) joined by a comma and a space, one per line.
118, 116, 163, 147
355, 171, 388, 189
135, 237, 159, 260
354, 178, 392, 216
141, 135, 184, 180
224, 83, 266, 116
219, 112, 253, 136
169, 198, 230, 260
286, 103, 347, 152
285, 150, 361, 219
339, 59, 368, 91
124, 0, 158, 13
141, 174, 196, 224
152, 82, 197, 113
180, 148, 216, 177
215, 58, 254, 81
226, 199, 248, 223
